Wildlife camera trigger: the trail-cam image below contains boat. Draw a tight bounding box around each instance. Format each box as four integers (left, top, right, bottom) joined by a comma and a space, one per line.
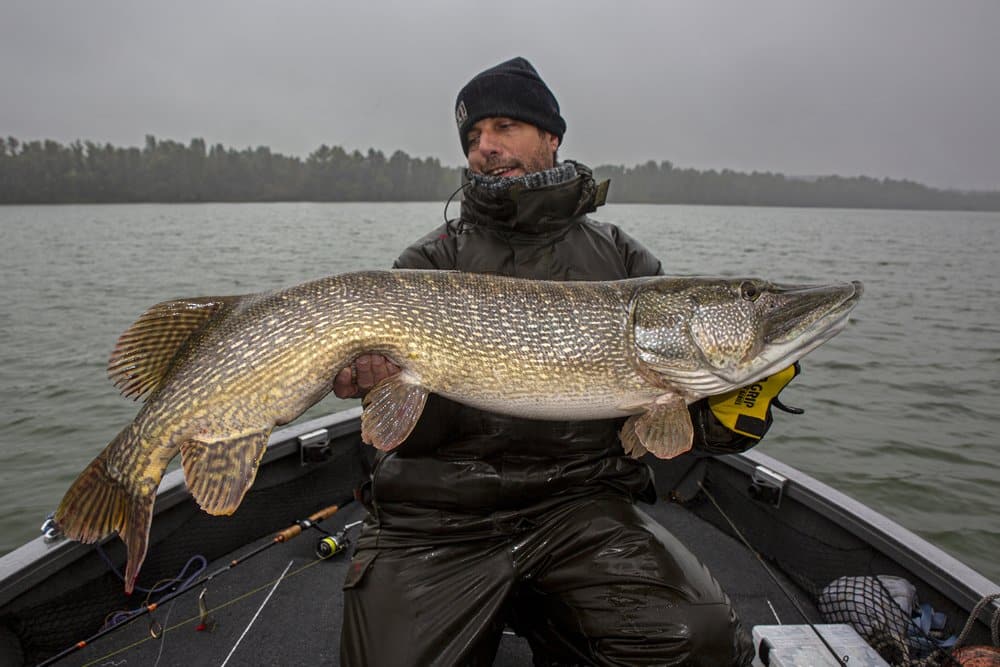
1, 407, 997, 666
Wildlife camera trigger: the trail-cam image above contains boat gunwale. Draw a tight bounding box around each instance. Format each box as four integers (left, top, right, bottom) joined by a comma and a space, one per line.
1, 405, 996, 626
727, 449, 1000, 620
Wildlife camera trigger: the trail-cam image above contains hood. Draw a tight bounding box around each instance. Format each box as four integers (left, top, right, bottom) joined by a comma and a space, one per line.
458, 160, 609, 233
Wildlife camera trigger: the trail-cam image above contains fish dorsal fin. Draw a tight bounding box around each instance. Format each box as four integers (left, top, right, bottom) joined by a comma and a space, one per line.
108, 296, 240, 401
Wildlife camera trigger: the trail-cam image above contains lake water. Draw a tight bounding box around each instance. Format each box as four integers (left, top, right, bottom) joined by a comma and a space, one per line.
1, 202, 997, 583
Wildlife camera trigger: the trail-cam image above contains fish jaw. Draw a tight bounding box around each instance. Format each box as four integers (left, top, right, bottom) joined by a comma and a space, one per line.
631, 278, 863, 400
719, 280, 863, 387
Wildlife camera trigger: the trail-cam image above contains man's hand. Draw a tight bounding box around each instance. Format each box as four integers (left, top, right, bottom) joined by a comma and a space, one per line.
707, 363, 801, 440
333, 354, 402, 399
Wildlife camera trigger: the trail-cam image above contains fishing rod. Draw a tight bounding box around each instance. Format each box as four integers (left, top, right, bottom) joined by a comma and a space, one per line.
37, 499, 354, 667
697, 480, 974, 667
697, 480, 849, 667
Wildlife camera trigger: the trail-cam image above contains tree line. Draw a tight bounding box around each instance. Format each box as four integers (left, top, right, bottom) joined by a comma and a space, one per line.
1, 136, 998, 211
0, 136, 461, 203
593, 160, 1000, 211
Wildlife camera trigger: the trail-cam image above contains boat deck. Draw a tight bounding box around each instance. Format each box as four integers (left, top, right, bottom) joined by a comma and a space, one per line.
7, 410, 996, 666
63, 498, 820, 666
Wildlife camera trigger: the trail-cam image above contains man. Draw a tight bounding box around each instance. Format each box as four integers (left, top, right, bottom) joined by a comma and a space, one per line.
337, 57, 790, 666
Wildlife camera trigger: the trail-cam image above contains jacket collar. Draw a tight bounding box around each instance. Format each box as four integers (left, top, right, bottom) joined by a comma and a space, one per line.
458, 160, 608, 233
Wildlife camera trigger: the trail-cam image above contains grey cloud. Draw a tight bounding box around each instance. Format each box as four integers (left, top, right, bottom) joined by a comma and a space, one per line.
2, 0, 997, 190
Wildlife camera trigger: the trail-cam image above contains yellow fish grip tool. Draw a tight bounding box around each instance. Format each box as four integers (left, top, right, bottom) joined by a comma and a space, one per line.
708, 363, 802, 440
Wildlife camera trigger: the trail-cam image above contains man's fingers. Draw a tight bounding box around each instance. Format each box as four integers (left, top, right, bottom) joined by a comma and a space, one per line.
370, 354, 389, 383
333, 366, 356, 399
374, 357, 402, 383
333, 354, 402, 399
355, 354, 375, 390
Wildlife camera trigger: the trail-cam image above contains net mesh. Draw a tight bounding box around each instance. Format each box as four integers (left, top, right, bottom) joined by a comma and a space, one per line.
818, 575, 960, 666
686, 467, 978, 667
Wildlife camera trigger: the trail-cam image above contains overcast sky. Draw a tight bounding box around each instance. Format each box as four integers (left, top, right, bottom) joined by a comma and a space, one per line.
2, 1, 998, 190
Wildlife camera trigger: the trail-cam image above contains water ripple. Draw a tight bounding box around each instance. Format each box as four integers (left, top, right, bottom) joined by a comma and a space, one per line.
2, 203, 998, 583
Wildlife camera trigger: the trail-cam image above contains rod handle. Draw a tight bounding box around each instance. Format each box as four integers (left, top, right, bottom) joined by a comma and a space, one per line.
274, 504, 340, 542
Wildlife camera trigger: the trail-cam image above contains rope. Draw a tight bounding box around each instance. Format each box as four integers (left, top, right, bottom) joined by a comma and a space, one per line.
98, 553, 208, 631
699, 476, 997, 667
953, 592, 1000, 650
96, 544, 208, 596
79, 557, 327, 667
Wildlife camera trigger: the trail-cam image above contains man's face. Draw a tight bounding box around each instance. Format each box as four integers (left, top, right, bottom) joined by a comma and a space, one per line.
466, 117, 559, 177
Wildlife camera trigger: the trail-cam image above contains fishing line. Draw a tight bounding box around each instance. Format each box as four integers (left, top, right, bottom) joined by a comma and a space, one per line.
219, 559, 294, 667
99, 556, 208, 631
697, 479, 848, 666
77, 557, 330, 667
38, 501, 351, 667
766, 598, 781, 624
151, 598, 175, 667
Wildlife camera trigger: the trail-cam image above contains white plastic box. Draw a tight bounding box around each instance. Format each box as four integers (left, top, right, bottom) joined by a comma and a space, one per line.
751, 624, 890, 667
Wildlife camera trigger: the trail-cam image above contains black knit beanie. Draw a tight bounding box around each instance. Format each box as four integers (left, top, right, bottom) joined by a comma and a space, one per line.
455, 57, 566, 155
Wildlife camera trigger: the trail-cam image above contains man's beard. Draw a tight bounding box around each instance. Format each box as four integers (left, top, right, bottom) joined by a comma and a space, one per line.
480, 146, 553, 177
478, 134, 555, 176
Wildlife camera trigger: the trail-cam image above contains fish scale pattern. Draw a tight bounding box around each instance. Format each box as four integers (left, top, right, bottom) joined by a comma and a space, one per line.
54, 269, 861, 595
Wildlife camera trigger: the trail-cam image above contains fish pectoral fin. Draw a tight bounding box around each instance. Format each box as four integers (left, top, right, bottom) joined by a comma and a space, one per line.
180, 429, 270, 516
361, 375, 429, 451
620, 394, 693, 460
108, 295, 242, 401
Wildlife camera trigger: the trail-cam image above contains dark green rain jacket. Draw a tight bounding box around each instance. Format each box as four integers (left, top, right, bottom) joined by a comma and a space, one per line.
359, 162, 756, 547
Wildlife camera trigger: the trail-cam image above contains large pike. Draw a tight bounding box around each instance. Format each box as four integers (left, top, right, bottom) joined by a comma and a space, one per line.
55, 270, 862, 591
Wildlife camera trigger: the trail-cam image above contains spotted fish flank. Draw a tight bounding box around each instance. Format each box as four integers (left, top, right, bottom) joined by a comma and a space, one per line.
55, 270, 862, 592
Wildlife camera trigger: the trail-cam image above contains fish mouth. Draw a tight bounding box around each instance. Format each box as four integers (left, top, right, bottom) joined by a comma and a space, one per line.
731, 280, 863, 384
631, 279, 863, 400
764, 280, 863, 345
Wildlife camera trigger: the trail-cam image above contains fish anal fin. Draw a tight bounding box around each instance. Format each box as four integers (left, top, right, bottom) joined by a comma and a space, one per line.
180, 430, 270, 516
108, 296, 241, 401
620, 394, 694, 460
54, 429, 157, 594
361, 375, 428, 451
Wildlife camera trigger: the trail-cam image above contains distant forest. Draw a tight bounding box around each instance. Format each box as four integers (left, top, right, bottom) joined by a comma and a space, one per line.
2, 135, 998, 211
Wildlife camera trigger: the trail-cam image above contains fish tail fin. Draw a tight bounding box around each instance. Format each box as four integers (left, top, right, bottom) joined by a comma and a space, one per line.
120, 493, 155, 594
55, 429, 156, 594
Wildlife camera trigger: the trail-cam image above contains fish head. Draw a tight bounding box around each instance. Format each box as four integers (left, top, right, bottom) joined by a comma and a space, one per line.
630, 277, 863, 398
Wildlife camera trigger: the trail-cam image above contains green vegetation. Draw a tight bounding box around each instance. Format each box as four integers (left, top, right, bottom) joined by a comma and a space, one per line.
0, 136, 461, 203
594, 160, 1000, 211
2, 136, 998, 211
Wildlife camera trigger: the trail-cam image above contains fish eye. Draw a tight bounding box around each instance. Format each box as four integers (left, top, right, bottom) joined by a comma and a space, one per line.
740, 281, 760, 301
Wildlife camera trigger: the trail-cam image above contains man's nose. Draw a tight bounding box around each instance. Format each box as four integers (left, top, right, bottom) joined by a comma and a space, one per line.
476, 130, 500, 155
